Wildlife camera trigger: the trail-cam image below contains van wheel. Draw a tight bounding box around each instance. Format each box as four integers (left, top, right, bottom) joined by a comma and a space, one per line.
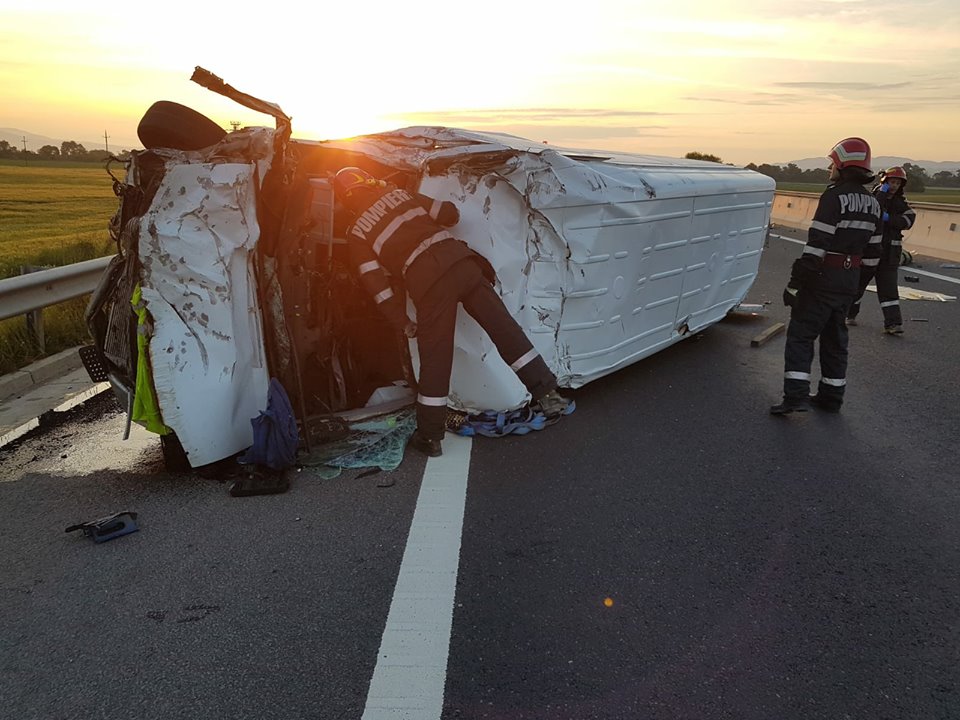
137, 100, 227, 151
160, 432, 191, 473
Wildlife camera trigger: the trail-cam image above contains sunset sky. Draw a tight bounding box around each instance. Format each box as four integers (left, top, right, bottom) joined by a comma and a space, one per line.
2, 0, 959, 165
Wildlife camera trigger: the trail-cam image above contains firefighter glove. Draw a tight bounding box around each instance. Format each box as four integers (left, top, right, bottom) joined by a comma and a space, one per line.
789, 254, 821, 288
783, 285, 799, 308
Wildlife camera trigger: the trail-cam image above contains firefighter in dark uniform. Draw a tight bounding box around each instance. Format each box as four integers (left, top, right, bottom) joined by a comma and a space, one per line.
333, 167, 571, 456
846, 166, 916, 334
771, 137, 883, 415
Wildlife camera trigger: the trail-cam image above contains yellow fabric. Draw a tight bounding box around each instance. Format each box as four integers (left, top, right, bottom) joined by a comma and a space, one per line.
131, 284, 171, 435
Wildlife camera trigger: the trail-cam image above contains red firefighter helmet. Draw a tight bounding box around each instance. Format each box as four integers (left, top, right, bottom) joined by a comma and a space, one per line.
334, 166, 385, 200
827, 137, 872, 170
881, 166, 907, 181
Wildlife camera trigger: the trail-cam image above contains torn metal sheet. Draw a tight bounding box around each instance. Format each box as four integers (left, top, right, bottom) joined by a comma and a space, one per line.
138, 161, 269, 467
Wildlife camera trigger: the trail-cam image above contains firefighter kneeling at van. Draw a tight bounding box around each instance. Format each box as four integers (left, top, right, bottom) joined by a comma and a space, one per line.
334, 167, 571, 456
771, 137, 883, 416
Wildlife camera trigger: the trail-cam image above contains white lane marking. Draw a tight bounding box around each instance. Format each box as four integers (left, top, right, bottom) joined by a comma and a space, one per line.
893, 266, 960, 286
362, 434, 473, 720
770, 233, 804, 246
770, 233, 960, 286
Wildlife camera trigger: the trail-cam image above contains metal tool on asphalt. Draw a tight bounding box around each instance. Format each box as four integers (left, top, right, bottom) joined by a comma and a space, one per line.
728, 303, 769, 316
65, 511, 139, 543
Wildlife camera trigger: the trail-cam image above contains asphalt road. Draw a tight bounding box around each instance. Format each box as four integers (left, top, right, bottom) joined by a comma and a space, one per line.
1, 228, 958, 720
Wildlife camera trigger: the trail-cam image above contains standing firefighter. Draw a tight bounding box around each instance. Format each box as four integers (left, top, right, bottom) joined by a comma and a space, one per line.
846, 166, 916, 334
334, 167, 571, 456
771, 137, 883, 415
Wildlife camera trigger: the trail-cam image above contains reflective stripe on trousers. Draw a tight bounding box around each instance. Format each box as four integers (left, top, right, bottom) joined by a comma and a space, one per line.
847, 263, 903, 327
782, 288, 852, 403
414, 258, 556, 439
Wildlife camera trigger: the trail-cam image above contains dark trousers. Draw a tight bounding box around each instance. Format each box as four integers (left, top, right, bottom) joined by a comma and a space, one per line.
848, 262, 902, 328
783, 288, 853, 407
414, 258, 557, 439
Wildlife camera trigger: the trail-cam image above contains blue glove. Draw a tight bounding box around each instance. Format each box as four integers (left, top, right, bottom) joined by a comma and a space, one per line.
881, 183, 890, 193
882, 211, 890, 222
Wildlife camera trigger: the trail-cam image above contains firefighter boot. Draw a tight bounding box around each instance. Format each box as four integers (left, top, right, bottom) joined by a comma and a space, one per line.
769, 397, 810, 416
883, 324, 904, 335
536, 389, 572, 419
409, 429, 442, 457
810, 394, 842, 413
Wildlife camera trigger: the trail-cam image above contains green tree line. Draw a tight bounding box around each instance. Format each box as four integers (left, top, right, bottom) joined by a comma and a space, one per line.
0, 139, 130, 163
742, 161, 954, 193
685, 152, 960, 193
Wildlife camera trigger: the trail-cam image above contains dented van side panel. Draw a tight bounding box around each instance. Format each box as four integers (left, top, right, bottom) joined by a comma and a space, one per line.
403, 136, 774, 410
138, 162, 269, 466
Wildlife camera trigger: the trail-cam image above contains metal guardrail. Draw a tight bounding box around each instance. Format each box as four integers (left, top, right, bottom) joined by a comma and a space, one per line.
0, 256, 111, 322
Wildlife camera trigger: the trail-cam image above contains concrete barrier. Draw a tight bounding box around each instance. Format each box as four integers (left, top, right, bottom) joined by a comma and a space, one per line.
772, 191, 960, 262
0, 346, 84, 404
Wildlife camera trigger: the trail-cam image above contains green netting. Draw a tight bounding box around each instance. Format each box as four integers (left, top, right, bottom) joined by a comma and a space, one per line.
299, 408, 417, 480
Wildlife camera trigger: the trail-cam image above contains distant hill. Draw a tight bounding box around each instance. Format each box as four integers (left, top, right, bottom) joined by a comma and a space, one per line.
782, 155, 960, 174
0, 127, 137, 153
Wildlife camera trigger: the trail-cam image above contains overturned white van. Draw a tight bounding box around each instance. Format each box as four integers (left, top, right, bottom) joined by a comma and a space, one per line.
84, 69, 774, 468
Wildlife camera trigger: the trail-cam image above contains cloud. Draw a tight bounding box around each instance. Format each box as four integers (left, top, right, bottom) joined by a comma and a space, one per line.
500, 125, 674, 142
387, 108, 675, 124
774, 81, 911, 91
683, 93, 809, 106
747, 0, 959, 25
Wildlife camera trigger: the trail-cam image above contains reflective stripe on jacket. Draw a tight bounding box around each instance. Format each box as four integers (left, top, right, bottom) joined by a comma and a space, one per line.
346, 188, 494, 305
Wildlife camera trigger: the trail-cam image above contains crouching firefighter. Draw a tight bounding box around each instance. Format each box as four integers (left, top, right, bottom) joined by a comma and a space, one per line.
771, 137, 883, 415
333, 167, 571, 456
846, 165, 916, 334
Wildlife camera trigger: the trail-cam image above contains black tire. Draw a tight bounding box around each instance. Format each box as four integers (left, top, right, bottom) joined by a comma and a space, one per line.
160, 432, 191, 473
137, 100, 227, 151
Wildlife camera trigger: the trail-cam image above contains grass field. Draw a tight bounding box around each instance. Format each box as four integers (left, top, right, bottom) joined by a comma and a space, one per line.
777, 181, 960, 204
0, 161, 118, 280
0, 161, 119, 374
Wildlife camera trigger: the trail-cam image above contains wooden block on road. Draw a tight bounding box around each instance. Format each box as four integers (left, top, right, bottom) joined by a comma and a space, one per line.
751, 322, 785, 347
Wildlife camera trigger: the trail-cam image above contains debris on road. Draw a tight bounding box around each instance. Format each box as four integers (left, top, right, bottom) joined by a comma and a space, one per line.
728, 303, 769, 317
65, 511, 139, 543
867, 286, 957, 302
229, 468, 290, 497
751, 322, 785, 347
300, 409, 416, 480
904, 275, 921, 283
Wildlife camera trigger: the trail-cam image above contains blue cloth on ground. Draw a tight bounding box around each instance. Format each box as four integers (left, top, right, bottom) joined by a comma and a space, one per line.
239, 378, 299, 471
